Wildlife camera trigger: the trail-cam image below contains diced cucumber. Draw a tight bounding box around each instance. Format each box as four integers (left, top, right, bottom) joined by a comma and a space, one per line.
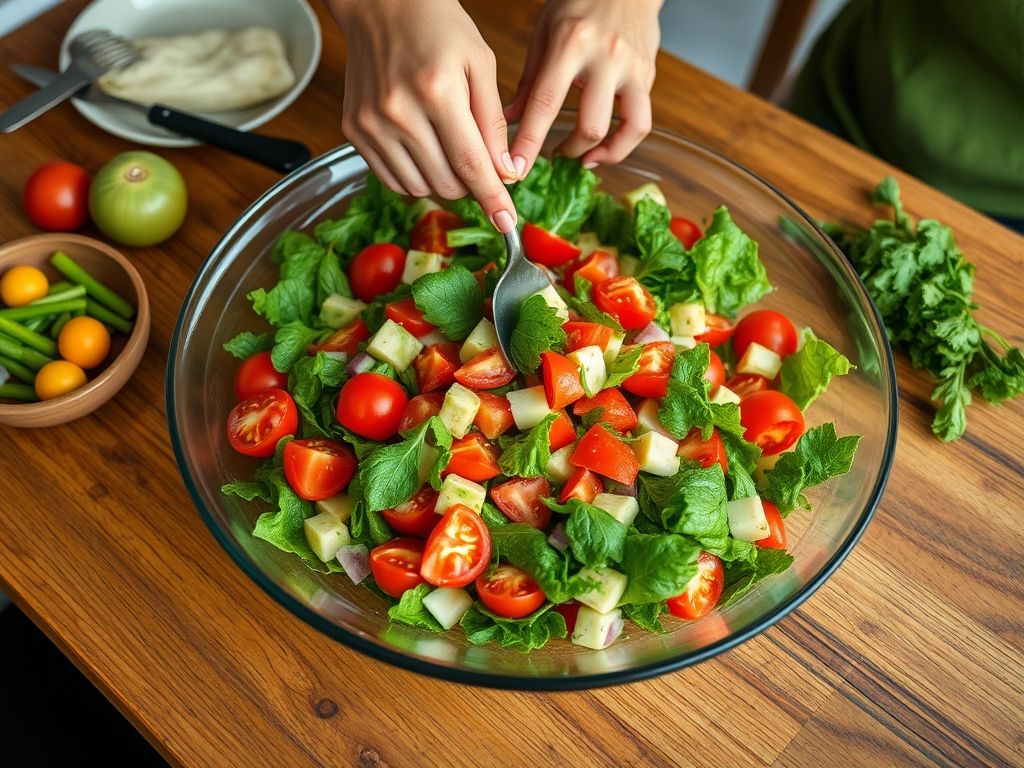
315, 493, 354, 523
576, 231, 600, 258
710, 385, 741, 405
669, 302, 706, 337
409, 198, 442, 220
419, 444, 438, 484
535, 284, 570, 322
401, 250, 449, 284
631, 431, 681, 477
623, 182, 667, 215
319, 293, 366, 329
459, 317, 499, 362
727, 496, 770, 541
574, 566, 628, 614
422, 587, 473, 630
603, 331, 625, 367
438, 382, 481, 438
366, 319, 424, 372
572, 606, 624, 650
567, 345, 607, 393
435, 474, 487, 514
546, 443, 577, 484
303, 513, 351, 562
591, 492, 639, 527
618, 255, 640, 277
506, 385, 552, 430
754, 451, 784, 489
636, 398, 676, 439
737, 341, 782, 379
671, 335, 697, 350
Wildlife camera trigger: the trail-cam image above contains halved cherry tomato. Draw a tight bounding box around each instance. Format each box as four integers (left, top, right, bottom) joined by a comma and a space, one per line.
666, 551, 723, 620
473, 391, 515, 439
733, 309, 798, 359
234, 351, 288, 401
226, 388, 298, 458
669, 215, 702, 249
421, 504, 491, 587
558, 467, 604, 504
756, 499, 787, 550
283, 438, 357, 501
349, 243, 406, 302
454, 348, 517, 389
562, 249, 619, 291
695, 313, 734, 348
554, 600, 582, 633
549, 410, 577, 451
414, 342, 460, 392
398, 392, 444, 432
541, 351, 585, 410
309, 318, 369, 355
563, 321, 613, 353
490, 476, 552, 529
445, 433, 501, 481
593, 276, 657, 330
727, 373, 770, 399
411, 209, 463, 255
370, 537, 427, 598
622, 341, 675, 397
522, 222, 581, 267
740, 390, 805, 455
385, 296, 435, 337
570, 425, 640, 485
572, 389, 637, 433
336, 372, 408, 441
381, 485, 441, 537
476, 563, 547, 619
706, 350, 726, 393
676, 428, 728, 474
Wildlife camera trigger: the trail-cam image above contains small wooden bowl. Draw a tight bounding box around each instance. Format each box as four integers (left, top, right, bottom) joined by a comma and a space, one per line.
0, 234, 150, 428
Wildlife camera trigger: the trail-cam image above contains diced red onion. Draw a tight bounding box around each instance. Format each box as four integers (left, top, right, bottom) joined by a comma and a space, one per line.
612, 483, 637, 498
337, 544, 370, 584
604, 616, 625, 648
547, 522, 568, 552
346, 352, 375, 376
634, 322, 670, 344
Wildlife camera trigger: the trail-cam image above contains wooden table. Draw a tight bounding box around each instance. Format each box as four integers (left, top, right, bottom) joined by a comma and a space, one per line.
2, 2, 1022, 766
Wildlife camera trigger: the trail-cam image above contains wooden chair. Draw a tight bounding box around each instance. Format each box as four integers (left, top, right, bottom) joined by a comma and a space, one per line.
748, 0, 817, 100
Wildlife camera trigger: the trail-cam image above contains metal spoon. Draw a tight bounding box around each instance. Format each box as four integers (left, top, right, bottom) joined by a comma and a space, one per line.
493, 224, 555, 365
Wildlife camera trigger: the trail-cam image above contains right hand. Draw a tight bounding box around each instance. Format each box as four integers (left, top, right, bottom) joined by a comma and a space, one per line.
328, 0, 519, 233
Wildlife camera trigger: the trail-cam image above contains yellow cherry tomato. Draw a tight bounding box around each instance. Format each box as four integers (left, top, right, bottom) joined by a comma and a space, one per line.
0, 265, 49, 307
34, 360, 87, 400
58, 316, 111, 369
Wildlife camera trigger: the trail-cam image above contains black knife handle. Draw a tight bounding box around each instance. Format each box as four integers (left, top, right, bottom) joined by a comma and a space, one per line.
147, 104, 311, 174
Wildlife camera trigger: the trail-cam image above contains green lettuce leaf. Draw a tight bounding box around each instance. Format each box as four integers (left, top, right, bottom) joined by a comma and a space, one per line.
488, 523, 577, 603
359, 417, 453, 512
761, 423, 861, 514
498, 412, 557, 477
460, 603, 566, 651
631, 198, 695, 296
620, 534, 700, 605
269, 321, 328, 374
553, 498, 628, 568
689, 206, 771, 317
223, 330, 275, 360
509, 292, 566, 373
779, 328, 854, 410
719, 548, 794, 607
387, 583, 443, 632
621, 601, 668, 633
411, 266, 485, 342
603, 345, 643, 390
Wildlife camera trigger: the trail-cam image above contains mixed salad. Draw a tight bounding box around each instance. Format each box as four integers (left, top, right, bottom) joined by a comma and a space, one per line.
221, 158, 861, 651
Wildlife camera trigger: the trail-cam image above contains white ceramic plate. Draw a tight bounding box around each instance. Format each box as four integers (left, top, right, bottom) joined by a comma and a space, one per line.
59, 0, 321, 147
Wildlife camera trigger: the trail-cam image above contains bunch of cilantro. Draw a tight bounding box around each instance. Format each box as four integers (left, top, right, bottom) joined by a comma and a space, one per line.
823, 177, 1024, 440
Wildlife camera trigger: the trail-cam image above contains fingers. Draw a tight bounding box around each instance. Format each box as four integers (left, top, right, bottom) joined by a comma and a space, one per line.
581, 84, 652, 166
357, 143, 408, 195
469, 57, 521, 180
401, 118, 470, 200
508, 54, 576, 176
556, 67, 617, 160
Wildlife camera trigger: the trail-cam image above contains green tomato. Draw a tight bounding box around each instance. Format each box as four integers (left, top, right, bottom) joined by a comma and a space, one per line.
89, 151, 187, 247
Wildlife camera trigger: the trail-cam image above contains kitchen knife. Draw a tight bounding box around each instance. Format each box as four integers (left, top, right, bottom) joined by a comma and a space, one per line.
12, 64, 311, 174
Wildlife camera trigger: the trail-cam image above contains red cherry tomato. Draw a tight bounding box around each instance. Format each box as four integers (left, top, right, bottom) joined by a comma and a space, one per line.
541, 351, 585, 410
732, 309, 798, 359
572, 388, 637, 433
410, 209, 463, 255
445, 433, 501, 482
370, 537, 427, 597
398, 392, 444, 432
706, 350, 726, 393
563, 321, 613, 353
476, 564, 547, 619
666, 551, 724, 620
226, 388, 298, 458
283, 438, 357, 501
381, 485, 441, 537
421, 504, 491, 588
558, 467, 604, 504
548, 410, 577, 452
622, 341, 675, 398
554, 600, 582, 633
740, 390, 805, 455
562, 249, 619, 291
522, 222, 581, 267
727, 373, 770, 399
336, 372, 408, 441
473, 392, 515, 439
309, 318, 369, 355
669, 215, 702, 249
23, 162, 91, 231
695, 314, 734, 348
592, 276, 657, 330
385, 296, 435, 337
756, 499, 787, 549
349, 243, 406, 302
489, 476, 552, 529
234, 351, 287, 400
454, 348, 517, 390
570, 425, 640, 485
676, 428, 728, 474
414, 342, 460, 392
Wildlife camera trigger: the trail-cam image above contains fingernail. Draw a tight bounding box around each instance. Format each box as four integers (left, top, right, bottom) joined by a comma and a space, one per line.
501, 151, 518, 177
513, 155, 527, 175
492, 209, 515, 233
583, 161, 599, 170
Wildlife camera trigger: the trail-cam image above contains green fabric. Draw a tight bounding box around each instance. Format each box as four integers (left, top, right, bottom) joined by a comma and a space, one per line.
792, 0, 1024, 218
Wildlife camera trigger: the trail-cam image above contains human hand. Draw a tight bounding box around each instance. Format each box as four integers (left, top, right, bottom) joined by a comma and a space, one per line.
505, 0, 662, 174
328, 0, 519, 232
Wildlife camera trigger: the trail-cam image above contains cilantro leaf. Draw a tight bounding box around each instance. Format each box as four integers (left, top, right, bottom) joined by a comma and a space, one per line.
779, 328, 854, 410
411, 266, 485, 342
719, 548, 794, 607
269, 321, 328, 374
761, 423, 861, 514
620, 534, 701, 605
498, 412, 557, 477
509, 292, 567, 373
388, 583, 443, 632
460, 603, 566, 651
359, 417, 453, 512
223, 330, 274, 360
603, 345, 642, 389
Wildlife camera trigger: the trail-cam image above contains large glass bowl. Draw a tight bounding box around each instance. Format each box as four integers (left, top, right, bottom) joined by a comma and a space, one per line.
167, 120, 897, 689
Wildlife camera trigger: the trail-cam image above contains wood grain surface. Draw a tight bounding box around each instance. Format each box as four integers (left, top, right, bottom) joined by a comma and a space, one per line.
1, 2, 1022, 766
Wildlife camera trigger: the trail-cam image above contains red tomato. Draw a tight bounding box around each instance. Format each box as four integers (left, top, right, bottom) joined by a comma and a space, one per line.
473, 391, 514, 439
283, 438, 357, 501
522, 222, 581, 267
421, 504, 491, 588
381, 485, 441, 537
676, 428, 728, 474
549, 410, 577, 451
414, 342, 460, 392
740, 390, 805, 455
695, 314, 734, 348
706, 350, 726, 393
370, 537, 427, 597
571, 389, 637, 433
473, 261, 497, 290
554, 600, 582, 633
336, 372, 408, 441
454, 348, 517, 389
541, 351, 585, 410
592, 276, 657, 330
756, 499, 787, 550
483, 296, 494, 321
411, 209, 463, 255
385, 297, 435, 337
622, 341, 675, 398
562, 249, 619, 291
234, 351, 287, 400
666, 551, 724, 620
732, 309, 798, 359
309, 318, 369, 355
23, 162, 91, 231
490, 476, 552, 529
476, 563, 547, 619
570, 425, 640, 485
349, 243, 406, 302
445, 433, 501, 481
727, 373, 770, 399
398, 392, 444, 432
558, 467, 604, 504
563, 321, 613, 353
669, 215, 702, 249
226, 388, 297, 458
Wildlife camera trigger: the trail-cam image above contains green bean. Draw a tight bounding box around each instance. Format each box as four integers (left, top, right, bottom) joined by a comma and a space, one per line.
23, 316, 52, 333
0, 333, 53, 370
0, 354, 36, 384
49, 311, 72, 339
46, 281, 74, 294
0, 382, 38, 401
0, 299, 87, 321
33, 285, 86, 305
86, 300, 133, 334
51, 251, 135, 320
0, 317, 57, 356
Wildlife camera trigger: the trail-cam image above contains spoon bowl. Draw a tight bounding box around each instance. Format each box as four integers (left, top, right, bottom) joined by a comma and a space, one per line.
492, 226, 555, 364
